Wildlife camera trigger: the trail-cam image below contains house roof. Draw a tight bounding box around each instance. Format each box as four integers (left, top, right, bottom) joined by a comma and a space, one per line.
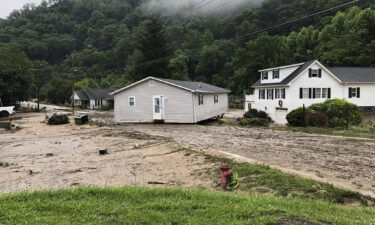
75, 88, 116, 100
326, 67, 375, 83
252, 60, 375, 88
75, 90, 89, 101
111, 77, 231, 95
252, 61, 315, 87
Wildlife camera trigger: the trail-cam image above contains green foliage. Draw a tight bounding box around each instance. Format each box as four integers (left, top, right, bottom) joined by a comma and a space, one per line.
0, 46, 32, 105
0, 0, 373, 104
74, 78, 99, 90
47, 114, 70, 125
287, 99, 363, 127
286, 107, 310, 127
239, 118, 270, 127
244, 108, 272, 121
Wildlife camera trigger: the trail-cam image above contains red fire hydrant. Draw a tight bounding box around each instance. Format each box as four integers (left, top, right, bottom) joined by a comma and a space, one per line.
220, 162, 233, 190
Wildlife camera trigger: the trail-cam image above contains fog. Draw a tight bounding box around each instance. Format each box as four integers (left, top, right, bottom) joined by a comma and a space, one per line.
141, 0, 264, 16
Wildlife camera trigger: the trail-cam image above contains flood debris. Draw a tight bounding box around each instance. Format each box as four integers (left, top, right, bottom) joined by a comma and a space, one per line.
99, 149, 108, 155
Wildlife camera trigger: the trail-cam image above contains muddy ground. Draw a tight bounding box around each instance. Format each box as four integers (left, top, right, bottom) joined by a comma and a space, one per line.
1, 111, 375, 198
0, 116, 215, 194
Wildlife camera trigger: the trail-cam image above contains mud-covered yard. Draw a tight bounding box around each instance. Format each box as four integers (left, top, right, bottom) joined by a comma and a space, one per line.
0, 116, 214, 194
1, 113, 375, 199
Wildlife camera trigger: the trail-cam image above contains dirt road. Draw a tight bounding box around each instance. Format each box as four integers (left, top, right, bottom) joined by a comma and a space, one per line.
126, 124, 375, 197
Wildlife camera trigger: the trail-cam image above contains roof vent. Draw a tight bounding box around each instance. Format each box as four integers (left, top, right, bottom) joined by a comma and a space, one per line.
198, 83, 202, 88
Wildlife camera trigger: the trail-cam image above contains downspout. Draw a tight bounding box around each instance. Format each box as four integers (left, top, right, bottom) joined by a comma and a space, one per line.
192, 91, 196, 124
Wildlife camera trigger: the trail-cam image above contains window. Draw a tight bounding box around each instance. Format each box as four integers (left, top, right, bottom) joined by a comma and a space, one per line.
309, 69, 322, 78
281, 89, 286, 99
259, 89, 266, 99
275, 89, 286, 99
314, 88, 322, 98
261, 72, 268, 80
275, 89, 280, 99
128, 97, 135, 107
273, 70, 280, 79
322, 88, 329, 98
198, 94, 204, 105
301, 88, 309, 99
349, 87, 360, 98
214, 94, 219, 104
267, 89, 274, 100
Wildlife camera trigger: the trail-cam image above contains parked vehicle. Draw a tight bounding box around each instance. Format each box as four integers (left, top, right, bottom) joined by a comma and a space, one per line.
0, 106, 14, 118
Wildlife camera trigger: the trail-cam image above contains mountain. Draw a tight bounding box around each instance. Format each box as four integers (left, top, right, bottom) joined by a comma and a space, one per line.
0, 0, 374, 104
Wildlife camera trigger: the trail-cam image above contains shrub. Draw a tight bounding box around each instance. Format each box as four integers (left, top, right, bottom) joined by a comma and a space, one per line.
239, 118, 270, 127
306, 111, 329, 127
286, 107, 310, 127
48, 114, 70, 125
244, 109, 272, 122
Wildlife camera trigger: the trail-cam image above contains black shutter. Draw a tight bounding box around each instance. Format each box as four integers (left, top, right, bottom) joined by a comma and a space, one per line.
318, 69, 322, 78
357, 87, 360, 98
259, 90, 261, 99
271, 89, 274, 100
309, 69, 312, 78
328, 88, 331, 99
313, 88, 316, 99
349, 88, 352, 98
309, 88, 312, 99
300, 88, 303, 99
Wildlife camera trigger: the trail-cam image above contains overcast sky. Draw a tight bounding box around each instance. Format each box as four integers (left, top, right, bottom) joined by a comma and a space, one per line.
0, 0, 42, 18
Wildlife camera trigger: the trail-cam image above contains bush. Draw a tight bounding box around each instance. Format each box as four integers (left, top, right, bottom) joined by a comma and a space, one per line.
244, 109, 272, 122
48, 114, 70, 125
239, 118, 270, 127
287, 99, 363, 127
286, 107, 310, 127
306, 111, 328, 127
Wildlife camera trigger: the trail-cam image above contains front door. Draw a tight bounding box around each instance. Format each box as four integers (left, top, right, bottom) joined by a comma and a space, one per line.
153, 96, 164, 120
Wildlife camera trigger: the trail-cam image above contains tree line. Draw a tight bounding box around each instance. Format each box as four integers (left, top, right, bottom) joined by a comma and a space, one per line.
0, 0, 374, 105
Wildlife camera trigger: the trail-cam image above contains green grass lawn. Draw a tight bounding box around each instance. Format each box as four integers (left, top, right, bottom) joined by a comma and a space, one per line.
0, 187, 374, 225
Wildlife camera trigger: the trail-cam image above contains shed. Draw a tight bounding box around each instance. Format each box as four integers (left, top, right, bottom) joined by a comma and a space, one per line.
111, 77, 230, 123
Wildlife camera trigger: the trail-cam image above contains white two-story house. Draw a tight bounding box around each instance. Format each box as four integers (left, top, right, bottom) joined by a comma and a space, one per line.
245, 60, 375, 124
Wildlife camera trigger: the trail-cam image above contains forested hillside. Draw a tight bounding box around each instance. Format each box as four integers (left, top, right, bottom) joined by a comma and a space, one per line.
0, 0, 374, 105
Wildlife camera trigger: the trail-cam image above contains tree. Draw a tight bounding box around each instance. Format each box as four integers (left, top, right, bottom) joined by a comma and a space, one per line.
32, 60, 52, 111
168, 50, 190, 81
0, 46, 32, 105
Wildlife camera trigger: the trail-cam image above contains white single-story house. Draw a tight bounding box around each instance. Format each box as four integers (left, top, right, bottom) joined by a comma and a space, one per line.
245, 60, 375, 124
111, 77, 230, 123
73, 88, 115, 109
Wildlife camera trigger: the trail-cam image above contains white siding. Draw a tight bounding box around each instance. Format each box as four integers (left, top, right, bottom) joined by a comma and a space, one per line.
193, 93, 228, 122
261, 66, 300, 84
114, 80, 194, 123
248, 61, 375, 124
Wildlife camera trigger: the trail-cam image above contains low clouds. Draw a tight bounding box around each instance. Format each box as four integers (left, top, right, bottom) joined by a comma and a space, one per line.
0, 0, 42, 18
141, 0, 264, 15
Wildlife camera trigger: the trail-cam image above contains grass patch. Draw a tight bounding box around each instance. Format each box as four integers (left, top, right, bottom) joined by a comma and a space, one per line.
180, 148, 370, 206
0, 186, 374, 225
269, 126, 375, 139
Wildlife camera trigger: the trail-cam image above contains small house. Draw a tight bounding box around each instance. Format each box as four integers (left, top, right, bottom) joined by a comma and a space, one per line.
73, 88, 115, 109
111, 77, 230, 123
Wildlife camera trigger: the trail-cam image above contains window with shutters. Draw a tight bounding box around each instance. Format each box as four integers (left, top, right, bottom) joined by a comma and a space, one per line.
267, 89, 273, 99
349, 87, 360, 98
314, 88, 322, 98
281, 89, 286, 99
322, 88, 329, 98
261, 72, 268, 80
311, 69, 319, 77
302, 88, 309, 99
273, 70, 280, 79
259, 89, 266, 99
275, 89, 281, 99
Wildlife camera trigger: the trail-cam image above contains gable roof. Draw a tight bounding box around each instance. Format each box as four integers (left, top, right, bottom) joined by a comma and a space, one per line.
111, 77, 231, 95
252, 60, 375, 88
327, 67, 375, 83
75, 88, 116, 100
252, 61, 315, 87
